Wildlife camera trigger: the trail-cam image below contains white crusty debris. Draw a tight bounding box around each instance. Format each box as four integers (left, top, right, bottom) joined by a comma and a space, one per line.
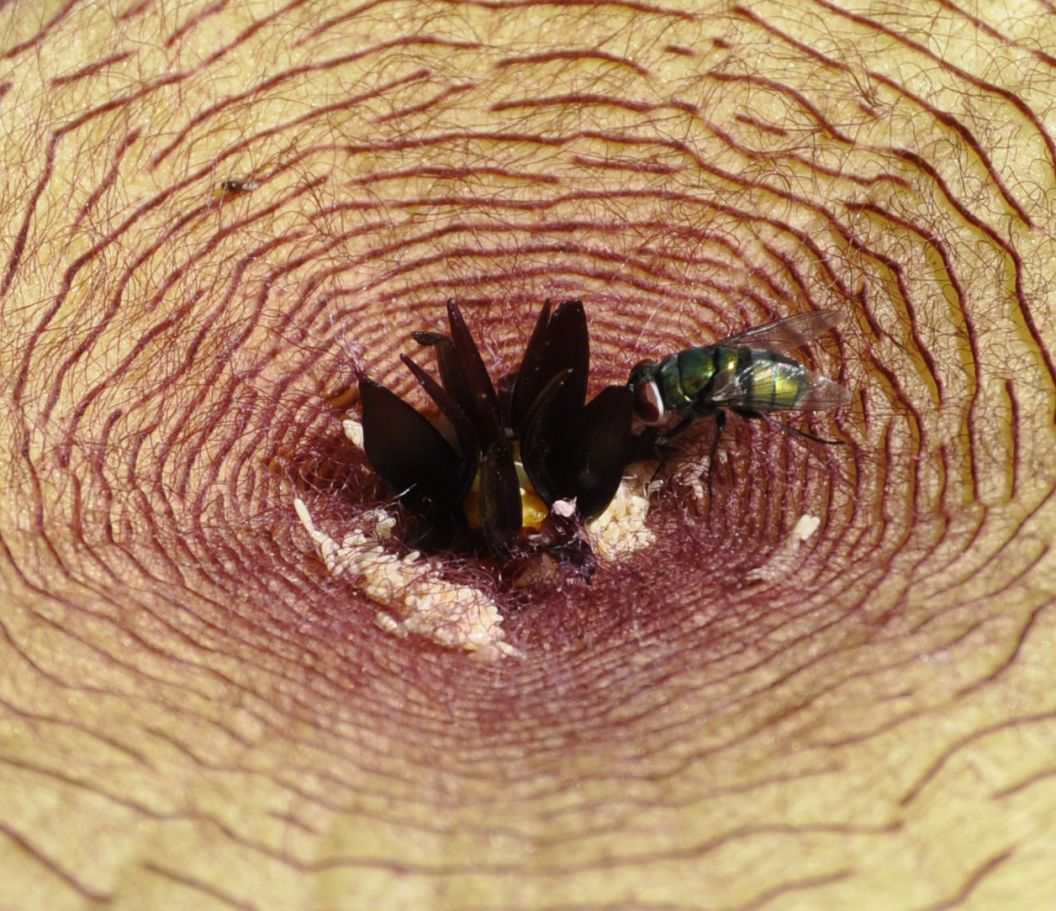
294, 499, 522, 660
745, 513, 822, 582
789, 513, 821, 544
320, 414, 653, 652
342, 417, 365, 450
586, 461, 657, 561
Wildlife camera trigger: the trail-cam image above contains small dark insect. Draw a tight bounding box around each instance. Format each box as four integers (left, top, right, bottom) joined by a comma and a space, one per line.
359, 300, 632, 566
628, 309, 850, 450
215, 178, 259, 197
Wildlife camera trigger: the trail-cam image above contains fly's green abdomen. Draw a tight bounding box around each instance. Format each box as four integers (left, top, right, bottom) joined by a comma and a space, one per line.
738, 349, 809, 411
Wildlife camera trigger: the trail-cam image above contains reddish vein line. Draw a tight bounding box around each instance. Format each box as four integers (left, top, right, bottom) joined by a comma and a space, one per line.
709, 71, 854, 143
0, 0, 79, 59
72, 128, 140, 229
0, 822, 111, 904
347, 164, 561, 185
492, 91, 697, 116
936, 0, 1056, 68
494, 48, 651, 77
437, 0, 698, 20
140, 863, 258, 911
49, 50, 132, 86
295, 0, 390, 44
735, 112, 788, 137
1003, 377, 1020, 502
570, 154, 678, 174
733, 5, 1033, 227
117, 0, 151, 21
164, 0, 229, 48
182, 0, 312, 72
814, 0, 1056, 202
913, 849, 1015, 911
374, 82, 474, 123
148, 34, 474, 167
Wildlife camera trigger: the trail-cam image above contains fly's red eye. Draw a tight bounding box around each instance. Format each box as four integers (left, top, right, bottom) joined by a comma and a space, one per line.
632, 381, 664, 424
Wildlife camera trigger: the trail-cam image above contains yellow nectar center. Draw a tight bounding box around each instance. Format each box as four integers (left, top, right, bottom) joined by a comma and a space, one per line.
463, 448, 549, 531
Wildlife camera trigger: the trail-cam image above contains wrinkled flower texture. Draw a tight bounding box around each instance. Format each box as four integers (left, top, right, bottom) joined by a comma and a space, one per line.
359, 300, 632, 569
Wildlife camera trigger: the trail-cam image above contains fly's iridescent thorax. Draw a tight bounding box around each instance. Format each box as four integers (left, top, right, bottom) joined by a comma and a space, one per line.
671, 347, 722, 410
653, 347, 721, 415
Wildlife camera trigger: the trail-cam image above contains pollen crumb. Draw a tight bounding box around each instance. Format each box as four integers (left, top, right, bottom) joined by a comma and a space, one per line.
551, 497, 576, 518
294, 499, 523, 660
744, 513, 822, 582
586, 462, 656, 561
667, 438, 719, 505
790, 513, 820, 545
343, 418, 365, 450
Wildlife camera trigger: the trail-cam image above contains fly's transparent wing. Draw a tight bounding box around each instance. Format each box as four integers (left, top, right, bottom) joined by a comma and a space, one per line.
719, 309, 843, 352
791, 373, 851, 411
706, 363, 850, 412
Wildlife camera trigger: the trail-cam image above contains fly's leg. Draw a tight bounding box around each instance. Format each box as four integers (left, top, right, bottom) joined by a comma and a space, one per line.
756, 413, 844, 446
654, 415, 694, 449
627, 414, 703, 490
655, 411, 726, 494
707, 409, 727, 493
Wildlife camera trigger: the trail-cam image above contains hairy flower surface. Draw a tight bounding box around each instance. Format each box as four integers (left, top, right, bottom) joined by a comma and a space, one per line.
360, 300, 631, 565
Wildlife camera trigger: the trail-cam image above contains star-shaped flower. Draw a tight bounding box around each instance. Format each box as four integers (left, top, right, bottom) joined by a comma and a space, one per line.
359, 300, 631, 565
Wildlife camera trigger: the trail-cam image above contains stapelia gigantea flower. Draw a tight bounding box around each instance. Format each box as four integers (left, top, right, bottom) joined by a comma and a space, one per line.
358, 300, 632, 563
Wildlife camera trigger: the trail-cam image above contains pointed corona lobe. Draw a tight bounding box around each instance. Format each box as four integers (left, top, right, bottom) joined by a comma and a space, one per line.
358, 377, 464, 516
